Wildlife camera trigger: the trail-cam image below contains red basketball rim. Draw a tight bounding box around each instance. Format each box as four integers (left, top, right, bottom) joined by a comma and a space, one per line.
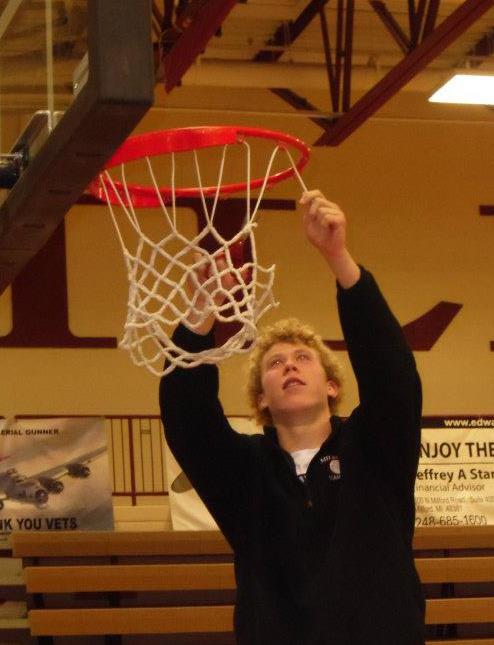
89, 126, 310, 207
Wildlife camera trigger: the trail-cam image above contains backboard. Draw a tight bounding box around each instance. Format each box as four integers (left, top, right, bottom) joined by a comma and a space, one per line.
0, 0, 155, 294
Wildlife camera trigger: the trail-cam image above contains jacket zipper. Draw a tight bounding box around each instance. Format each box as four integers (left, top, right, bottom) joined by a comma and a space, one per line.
299, 475, 313, 509
279, 447, 314, 509
305, 485, 313, 509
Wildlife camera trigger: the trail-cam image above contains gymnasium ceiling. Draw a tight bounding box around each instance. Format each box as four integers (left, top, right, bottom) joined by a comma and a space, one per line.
0, 0, 493, 296
1, 0, 494, 147
159, 0, 494, 88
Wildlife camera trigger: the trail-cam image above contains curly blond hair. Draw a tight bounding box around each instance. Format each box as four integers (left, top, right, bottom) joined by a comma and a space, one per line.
246, 318, 343, 426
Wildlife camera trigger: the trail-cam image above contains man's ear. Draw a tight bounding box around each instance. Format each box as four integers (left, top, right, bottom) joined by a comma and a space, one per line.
327, 380, 339, 399
258, 392, 267, 411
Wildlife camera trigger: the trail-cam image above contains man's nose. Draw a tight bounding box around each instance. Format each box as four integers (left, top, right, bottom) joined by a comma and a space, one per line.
283, 360, 298, 374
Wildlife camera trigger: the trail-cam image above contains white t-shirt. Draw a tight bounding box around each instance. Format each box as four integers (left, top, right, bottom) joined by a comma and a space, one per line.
290, 447, 319, 479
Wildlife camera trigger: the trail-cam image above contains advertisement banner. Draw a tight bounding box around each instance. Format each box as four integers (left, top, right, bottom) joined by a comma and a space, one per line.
165, 415, 494, 530
0, 417, 114, 542
415, 417, 494, 528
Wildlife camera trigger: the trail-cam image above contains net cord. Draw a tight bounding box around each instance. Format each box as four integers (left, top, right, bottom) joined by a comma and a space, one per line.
99, 141, 308, 376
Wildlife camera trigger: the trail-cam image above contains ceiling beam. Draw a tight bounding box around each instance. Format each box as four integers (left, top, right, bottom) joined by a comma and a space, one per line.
316, 0, 494, 146
162, 0, 238, 93
370, 1, 410, 54
466, 25, 494, 62
253, 0, 328, 63
0, 0, 22, 41
421, 0, 441, 42
318, 1, 354, 114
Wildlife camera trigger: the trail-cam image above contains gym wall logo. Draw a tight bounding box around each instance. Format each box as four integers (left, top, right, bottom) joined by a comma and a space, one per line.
324, 301, 463, 352
0, 200, 472, 352
319, 455, 341, 481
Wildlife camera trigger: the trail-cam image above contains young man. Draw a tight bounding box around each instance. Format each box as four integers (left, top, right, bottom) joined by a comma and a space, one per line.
160, 190, 425, 645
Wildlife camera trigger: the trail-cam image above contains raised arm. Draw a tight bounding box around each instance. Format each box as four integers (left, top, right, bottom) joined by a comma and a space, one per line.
300, 191, 421, 486
159, 253, 251, 547
300, 189, 360, 289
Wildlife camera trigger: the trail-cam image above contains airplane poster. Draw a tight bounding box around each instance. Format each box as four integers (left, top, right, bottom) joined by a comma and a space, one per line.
0, 417, 114, 541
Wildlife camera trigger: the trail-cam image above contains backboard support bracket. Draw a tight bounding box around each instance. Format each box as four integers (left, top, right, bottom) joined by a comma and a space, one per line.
0, 0, 155, 295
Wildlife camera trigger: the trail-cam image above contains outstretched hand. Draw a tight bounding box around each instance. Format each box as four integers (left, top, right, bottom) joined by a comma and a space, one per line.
300, 190, 347, 259
300, 189, 361, 289
185, 249, 247, 335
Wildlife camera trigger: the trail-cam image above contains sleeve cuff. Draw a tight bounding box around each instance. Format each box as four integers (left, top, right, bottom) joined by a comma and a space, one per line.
172, 323, 215, 352
336, 265, 373, 295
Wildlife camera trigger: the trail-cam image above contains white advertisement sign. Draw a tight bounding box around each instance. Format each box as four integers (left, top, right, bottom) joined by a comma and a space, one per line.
0, 417, 114, 541
415, 417, 494, 528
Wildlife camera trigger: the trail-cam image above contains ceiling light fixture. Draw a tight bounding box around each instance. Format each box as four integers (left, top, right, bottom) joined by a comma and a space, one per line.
429, 73, 494, 105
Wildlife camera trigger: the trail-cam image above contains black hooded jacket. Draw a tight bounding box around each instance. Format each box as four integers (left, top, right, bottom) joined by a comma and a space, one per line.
159, 267, 425, 645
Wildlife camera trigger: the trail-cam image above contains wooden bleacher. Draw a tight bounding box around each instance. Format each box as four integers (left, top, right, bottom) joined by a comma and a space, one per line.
0, 552, 30, 644
10, 526, 494, 644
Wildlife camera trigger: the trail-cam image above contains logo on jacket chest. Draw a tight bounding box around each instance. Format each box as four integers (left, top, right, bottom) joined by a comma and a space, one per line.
319, 455, 341, 481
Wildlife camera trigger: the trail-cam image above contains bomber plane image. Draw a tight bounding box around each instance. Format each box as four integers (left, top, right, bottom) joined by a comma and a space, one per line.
0, 446, 107, 509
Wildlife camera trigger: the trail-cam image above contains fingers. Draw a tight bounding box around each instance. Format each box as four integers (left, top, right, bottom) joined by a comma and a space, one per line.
215, 254, 237, 291
192, 251, 234, 281
303, 199, 344, 226
307, 199, 342, 219
300, 190, 341, 214
299, 189, 324, 205
185, 248, 250, 332
191, 251, 209, 282
191, 250, 246, 294
299, 189, 348, 259
300, 190, 345, 228
307, 208, 344, 232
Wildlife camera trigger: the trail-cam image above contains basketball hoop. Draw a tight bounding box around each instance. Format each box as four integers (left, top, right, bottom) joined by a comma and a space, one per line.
88, 125, 310, 376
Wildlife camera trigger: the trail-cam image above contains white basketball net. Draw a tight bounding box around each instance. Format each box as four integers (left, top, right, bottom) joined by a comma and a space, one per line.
100, 139, 307, 376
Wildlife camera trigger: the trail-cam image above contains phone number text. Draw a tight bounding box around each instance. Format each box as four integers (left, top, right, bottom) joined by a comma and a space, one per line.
415, 514, 487, 527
